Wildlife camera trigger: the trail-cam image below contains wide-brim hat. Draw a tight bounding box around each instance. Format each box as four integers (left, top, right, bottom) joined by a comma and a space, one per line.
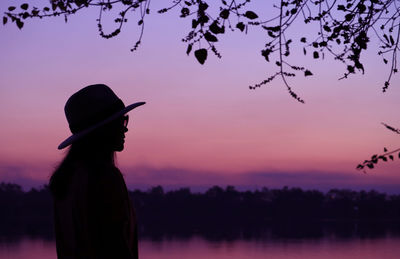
58, 84, 145, 150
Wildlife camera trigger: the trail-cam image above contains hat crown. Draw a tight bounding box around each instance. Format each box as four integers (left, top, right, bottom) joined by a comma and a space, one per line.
65, 84, 125, 134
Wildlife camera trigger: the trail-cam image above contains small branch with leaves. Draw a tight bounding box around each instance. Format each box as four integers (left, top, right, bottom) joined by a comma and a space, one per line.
357, 123, 400, 172
4, 0, 151, 51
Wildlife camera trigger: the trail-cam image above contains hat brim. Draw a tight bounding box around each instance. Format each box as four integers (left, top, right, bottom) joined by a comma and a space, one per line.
58, 101, 145, 150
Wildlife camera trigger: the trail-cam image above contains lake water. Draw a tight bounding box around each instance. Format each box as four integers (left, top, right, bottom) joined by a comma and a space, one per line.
1, 236, 400, 259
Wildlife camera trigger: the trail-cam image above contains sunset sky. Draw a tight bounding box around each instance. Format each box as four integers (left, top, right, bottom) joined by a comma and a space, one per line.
0, 1, 399, 193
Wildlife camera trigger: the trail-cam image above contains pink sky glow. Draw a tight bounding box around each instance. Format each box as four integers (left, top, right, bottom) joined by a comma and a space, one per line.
0, 1, 399, 192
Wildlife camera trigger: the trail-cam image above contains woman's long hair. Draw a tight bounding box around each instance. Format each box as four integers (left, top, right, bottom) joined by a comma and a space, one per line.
49, 126, 117, 200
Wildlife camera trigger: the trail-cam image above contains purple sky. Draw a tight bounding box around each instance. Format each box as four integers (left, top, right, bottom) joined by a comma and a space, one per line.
0, 1, 399, 192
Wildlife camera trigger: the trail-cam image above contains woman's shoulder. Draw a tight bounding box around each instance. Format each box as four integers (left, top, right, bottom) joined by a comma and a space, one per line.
67, 161, 122, 189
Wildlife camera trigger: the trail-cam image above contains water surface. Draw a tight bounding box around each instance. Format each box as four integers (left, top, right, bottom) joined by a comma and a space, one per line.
1, 236, 399, 259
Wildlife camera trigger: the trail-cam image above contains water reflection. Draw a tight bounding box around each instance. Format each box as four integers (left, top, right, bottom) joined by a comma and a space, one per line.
140, 220, 400, 241
0, 238, 55, 259
2, 222, 400, 258
1, 235, 400, 259
140, 237, 400, 259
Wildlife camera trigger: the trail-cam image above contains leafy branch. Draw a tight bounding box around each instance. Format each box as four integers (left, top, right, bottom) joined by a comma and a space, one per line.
356, 123, 400, 172
3, 0, 400, 102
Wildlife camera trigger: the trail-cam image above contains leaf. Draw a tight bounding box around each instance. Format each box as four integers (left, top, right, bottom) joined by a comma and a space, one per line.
236, 22, 245, 32
204, 31, 218, 42
199, 2, 208, 11
347, 65, 355, 73
382, 123, 400, 134
313, 51, 319, 59
337, 5, 345, 11
323, 25, 331, 32
268, 31, 276, 38
303, 47, 306, 55
389, 155, 394, 160
358, 4, 366, 13
43, 7, 50, 12
198, 15, 209, 25
75, 0, 85, 7
8, 6, 16, 11
192, 19, 198, 29
21, 3, 29, 10
3, 17, 7, 25
384, 147, 388, 152
383, 34, 389, 43
16, 19, 24, 29
390, 35, 395, 45
180, 7, 190, 18
186, 44, 192, 55
220, 9, 229, 19
345, 14, 354, 21
210, 21, 224, 34
367, 163, 374, 169
304, 70, 313, 76
354, 62, 364, 73
263, 26, 280, 32
319, 41, 327, 47
138, 20, 143, 25
244, 11, 258, 20
194, 48, 207, 65
57, 2, 65, 11
261, 49, 271, 62
300, 37, 306, 43
399, 152, 400, 159
384, 81, 389, 88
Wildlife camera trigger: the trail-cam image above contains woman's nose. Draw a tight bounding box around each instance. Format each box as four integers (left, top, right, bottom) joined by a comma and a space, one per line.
123, 126, 128, 133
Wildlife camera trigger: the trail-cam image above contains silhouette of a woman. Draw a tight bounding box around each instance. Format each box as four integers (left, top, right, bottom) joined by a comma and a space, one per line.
49, 84, 145, 259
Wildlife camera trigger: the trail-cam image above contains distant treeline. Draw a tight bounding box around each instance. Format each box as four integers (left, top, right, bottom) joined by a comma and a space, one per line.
1, 182, 400, 240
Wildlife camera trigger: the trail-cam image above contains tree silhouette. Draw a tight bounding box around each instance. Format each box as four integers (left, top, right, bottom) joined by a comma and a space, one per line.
3, 0, 400, 167
3, 0, 400, 102
2, 182, 400, 239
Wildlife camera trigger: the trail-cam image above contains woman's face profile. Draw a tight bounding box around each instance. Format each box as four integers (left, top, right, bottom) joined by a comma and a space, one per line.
99, 115, 129, 152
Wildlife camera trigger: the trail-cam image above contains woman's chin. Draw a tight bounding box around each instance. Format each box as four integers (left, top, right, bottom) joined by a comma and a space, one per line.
115, 145, 124, 152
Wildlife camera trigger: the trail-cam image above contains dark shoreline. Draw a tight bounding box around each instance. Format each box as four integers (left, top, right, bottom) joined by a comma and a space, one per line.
2, 182, 400, 241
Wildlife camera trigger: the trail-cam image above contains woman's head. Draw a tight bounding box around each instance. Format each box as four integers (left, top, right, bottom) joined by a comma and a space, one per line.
58, 84, 145, 150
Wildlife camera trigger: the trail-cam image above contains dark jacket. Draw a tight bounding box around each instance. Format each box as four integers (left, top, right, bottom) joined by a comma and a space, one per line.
53, 162, 138, 259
